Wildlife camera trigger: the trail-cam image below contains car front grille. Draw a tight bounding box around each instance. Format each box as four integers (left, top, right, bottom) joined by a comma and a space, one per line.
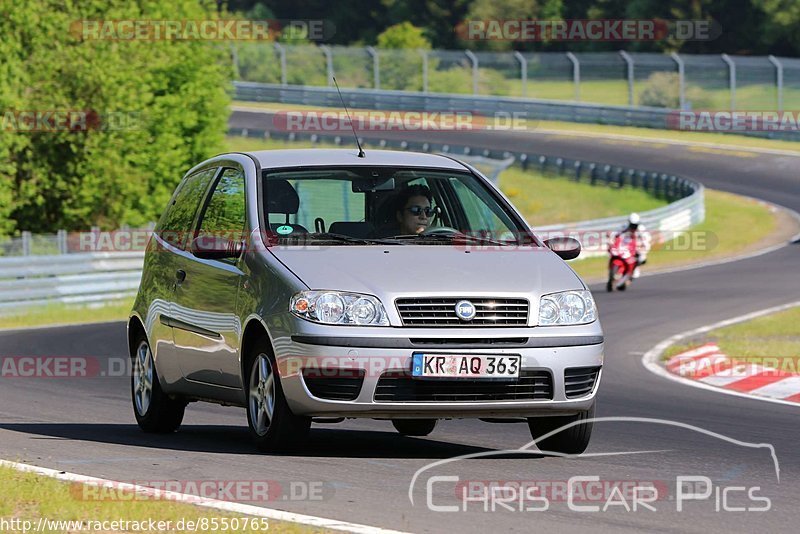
374, 370, 552, 402
564, 366, 601, 399
395, 298, 529, 327
302, 369, 365, 401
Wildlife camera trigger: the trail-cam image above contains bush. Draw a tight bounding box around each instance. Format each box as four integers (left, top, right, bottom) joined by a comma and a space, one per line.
638, 72, 712, 109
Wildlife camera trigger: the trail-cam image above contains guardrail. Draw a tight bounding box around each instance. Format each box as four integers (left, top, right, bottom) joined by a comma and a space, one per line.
0, 251, 144, 312
234, 81, 800, 141
0, 131, 704, 312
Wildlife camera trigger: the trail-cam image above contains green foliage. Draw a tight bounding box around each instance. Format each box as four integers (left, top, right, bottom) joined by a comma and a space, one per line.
376, 22, 432, 50
236, 42, 283, 83
758, 0, 800, 52
376, 23, 430, 90
0, 0, 232, 234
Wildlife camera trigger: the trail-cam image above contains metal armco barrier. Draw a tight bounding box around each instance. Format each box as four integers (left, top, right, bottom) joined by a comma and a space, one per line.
234, 82, 800, 141
0, 251, 144, 312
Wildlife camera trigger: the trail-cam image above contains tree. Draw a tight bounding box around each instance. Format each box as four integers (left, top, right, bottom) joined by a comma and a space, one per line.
757, 0, 800, 54
1, 0, 232, 234
377, 22, 432, 50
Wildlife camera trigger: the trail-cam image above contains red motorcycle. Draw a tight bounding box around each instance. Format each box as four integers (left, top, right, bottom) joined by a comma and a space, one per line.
607, 233, 638, 292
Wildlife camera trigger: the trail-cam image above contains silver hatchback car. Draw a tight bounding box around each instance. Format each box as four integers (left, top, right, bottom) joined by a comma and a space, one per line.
128, 149, 603, 453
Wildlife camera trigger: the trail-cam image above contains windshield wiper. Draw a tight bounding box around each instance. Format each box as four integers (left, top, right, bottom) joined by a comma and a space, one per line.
386, 232, 515, 247
303, 232, 407, 245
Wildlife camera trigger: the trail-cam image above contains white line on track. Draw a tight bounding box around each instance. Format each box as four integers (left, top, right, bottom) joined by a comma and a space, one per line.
642, 300, 800, 408
0, 459, 410, 534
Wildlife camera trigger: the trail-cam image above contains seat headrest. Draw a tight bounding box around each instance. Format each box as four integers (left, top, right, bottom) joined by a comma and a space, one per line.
329, 221, 374, 239
265, 179, 299, 215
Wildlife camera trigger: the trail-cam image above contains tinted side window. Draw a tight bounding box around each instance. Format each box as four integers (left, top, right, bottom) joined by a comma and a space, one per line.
196, 168, 246, 245
156, 168, 216, 250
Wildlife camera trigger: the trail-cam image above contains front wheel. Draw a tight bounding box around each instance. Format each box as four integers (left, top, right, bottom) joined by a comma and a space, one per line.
527, 403, 594, 455
246, 337, 311, 452
131, 337, 185, 433
392, 419, 438, 436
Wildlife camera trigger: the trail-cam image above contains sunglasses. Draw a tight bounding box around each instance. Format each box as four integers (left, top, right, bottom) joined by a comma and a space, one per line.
405, 206, 435, 217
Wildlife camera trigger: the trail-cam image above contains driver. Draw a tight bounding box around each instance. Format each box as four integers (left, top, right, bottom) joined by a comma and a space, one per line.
395, 184, 434, 235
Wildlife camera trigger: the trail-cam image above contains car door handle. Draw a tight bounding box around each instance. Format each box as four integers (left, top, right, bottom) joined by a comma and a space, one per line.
175, 269, 186, 283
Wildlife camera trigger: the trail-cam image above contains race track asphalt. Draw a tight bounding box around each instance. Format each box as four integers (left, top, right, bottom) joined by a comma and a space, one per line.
1, 112, 799, 533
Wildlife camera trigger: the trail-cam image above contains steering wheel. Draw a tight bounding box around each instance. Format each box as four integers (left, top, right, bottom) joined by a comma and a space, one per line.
420, 226, 461, 237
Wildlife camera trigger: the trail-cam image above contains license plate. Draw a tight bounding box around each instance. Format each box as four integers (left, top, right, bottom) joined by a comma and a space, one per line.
411, 354, 521, 379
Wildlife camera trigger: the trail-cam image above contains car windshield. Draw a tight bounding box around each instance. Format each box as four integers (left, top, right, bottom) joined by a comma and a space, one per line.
261, 166, 536, 245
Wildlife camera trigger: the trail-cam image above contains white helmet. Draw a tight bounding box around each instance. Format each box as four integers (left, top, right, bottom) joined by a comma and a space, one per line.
628, 213, 641, 225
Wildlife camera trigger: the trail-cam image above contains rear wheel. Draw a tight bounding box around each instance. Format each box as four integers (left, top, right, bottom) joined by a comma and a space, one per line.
246, 336, 311, 452
131, 336, 185, 433
392, 419, 438, 436
527, 403, 594, 455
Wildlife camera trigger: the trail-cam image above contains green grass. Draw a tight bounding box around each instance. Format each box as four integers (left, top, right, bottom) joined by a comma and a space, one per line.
0, 465, 326, 533
662, 306, 800, 369
568, 189, 778, 281
497, 167, 666, 225
234, 100, 800, 154
499, 79, 800, 110
0, 299, 134, 330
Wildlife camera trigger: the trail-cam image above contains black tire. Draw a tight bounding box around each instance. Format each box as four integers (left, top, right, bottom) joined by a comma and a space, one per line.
245, 335, 311, 452
527, 403, 595, 455
606, 277, 614, 292
131, 335, 185, 433
392, 419, 438, 436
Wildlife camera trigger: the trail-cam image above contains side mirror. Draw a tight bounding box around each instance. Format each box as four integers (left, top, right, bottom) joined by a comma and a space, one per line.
544, 237, 581, 260
191, 236, 243, 260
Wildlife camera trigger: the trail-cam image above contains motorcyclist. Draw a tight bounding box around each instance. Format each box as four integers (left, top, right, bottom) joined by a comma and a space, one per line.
612, 213, 652, 278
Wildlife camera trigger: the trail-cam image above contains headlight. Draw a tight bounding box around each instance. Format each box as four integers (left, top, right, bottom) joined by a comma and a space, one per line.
538, 290, 596, 326
290, 291, 389, 326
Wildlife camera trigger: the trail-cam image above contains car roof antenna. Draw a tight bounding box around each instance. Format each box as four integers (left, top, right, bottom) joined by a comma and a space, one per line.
333, 77, 365, 158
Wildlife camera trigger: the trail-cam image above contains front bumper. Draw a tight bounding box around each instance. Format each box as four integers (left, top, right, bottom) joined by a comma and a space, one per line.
275, 333, 603, 418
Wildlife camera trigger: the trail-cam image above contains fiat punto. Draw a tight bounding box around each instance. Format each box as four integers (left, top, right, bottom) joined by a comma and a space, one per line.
128, 149, 603, 453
